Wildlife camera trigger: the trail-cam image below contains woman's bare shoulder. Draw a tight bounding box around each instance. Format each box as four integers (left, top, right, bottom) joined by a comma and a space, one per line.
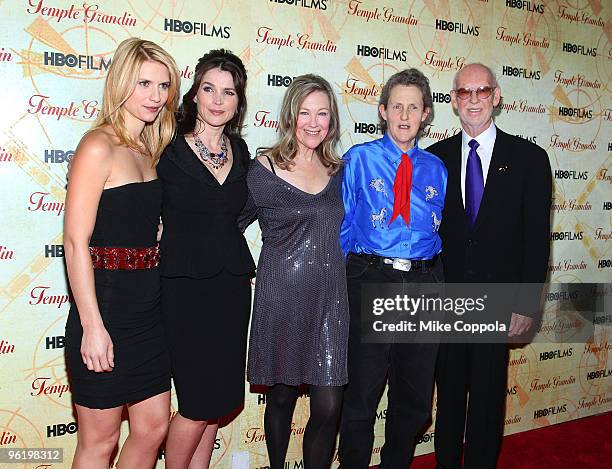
69, 128, 117, 181
76, 127, 116, 159
256, 153, 273, 171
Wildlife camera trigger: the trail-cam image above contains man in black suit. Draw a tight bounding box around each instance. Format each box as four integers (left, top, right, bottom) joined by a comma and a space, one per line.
427, 63, 552, 468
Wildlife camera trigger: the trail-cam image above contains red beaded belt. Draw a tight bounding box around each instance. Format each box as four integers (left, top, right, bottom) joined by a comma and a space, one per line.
89, 245, 159, 270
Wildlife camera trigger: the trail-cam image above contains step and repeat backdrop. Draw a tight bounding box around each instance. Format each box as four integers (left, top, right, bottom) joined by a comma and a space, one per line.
0, 0, 610, 467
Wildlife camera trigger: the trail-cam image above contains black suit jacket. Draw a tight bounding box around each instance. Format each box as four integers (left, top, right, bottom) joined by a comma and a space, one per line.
427, 128, 552, 316
157, 134, 256, 278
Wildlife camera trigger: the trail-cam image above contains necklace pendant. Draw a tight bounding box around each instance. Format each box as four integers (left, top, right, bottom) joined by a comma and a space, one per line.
193, 134, 229, 169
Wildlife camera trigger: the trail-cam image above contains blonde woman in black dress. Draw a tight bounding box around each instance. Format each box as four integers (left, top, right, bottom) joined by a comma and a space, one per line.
158, 49, 254, 468
64, 38, 179, 469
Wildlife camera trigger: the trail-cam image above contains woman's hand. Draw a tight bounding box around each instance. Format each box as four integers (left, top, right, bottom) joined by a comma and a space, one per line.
81, 325, 114, 372
65, 130, 113, 373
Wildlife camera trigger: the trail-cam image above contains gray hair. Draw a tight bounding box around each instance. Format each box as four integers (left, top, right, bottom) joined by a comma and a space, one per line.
452, 63, 499, 90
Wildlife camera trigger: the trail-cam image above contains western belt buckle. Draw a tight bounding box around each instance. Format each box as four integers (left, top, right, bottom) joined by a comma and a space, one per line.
392, 258, 412, 272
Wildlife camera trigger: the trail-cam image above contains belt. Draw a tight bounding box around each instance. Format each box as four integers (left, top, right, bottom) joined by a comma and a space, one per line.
353, 252, 436, 272
89, 245, 159, 270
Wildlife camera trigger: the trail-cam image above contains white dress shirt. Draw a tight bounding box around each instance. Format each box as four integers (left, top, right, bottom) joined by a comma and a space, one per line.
460, 121, 497, 207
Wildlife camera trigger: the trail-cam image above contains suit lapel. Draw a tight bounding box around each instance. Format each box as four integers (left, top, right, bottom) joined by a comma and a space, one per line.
165, 135, 245, 187
165, 135, 218, 187
473, 129, 511, 231
446, 135, 468, 232
223, 137, 247, 185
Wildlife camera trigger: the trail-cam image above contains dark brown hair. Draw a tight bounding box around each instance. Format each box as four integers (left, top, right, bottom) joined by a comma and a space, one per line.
177, 49, 247, 136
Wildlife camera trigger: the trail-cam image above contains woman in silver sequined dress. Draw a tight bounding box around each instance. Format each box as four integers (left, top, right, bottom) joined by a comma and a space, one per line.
240, 74, 349, 469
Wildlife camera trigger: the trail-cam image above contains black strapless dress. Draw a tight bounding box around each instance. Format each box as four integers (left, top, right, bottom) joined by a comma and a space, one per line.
65, 180, 170, 409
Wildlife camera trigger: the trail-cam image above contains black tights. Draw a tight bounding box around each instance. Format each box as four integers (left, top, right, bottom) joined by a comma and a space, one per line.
264, 384, 343, 469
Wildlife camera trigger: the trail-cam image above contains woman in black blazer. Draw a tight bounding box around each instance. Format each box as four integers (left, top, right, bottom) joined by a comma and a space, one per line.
157, 49, 255, 468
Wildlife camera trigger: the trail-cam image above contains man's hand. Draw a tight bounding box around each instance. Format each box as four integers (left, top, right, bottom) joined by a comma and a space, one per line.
508, 313, 533, 337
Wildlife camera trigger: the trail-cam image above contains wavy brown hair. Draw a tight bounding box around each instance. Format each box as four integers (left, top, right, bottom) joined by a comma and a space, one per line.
90, 37, 180, 165
262, 74, 342, 175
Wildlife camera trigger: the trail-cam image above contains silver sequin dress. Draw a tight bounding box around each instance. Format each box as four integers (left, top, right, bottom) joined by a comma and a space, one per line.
241, 159, 349, 386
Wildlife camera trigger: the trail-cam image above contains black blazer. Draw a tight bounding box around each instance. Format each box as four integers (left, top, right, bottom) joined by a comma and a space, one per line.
427, 128, 552, 315
157, 134, 256, 278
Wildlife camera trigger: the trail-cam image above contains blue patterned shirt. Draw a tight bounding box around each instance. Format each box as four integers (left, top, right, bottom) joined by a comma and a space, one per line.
340, 133, 447, 259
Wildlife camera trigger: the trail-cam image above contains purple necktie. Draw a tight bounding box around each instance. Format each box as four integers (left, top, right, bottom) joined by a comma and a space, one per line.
465, 139, 484, 228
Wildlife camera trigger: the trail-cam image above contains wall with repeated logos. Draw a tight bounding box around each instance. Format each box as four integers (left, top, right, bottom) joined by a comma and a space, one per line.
0, 0, 610, 467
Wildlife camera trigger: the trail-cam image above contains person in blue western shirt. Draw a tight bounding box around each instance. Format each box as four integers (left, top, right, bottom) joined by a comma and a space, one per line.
338, 68, 447, 469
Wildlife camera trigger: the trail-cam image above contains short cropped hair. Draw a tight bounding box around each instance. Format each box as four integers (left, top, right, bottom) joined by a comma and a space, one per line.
378, 68, 433, 134
452, 62, 499, 90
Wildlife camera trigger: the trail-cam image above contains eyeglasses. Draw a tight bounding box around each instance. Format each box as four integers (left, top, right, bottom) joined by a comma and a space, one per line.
453, 86, 495, 100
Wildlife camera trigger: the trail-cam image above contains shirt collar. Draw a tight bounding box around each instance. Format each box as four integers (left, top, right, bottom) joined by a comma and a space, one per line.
461, 120, 496, 150
382, 132, 421, 164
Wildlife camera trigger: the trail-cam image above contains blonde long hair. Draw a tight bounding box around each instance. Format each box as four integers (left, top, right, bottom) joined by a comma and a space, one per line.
263, 74, 342, 174
90, 38, 180, 164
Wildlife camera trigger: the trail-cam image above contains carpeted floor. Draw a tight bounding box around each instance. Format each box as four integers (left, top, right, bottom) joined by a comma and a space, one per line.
372, 411, 611, 468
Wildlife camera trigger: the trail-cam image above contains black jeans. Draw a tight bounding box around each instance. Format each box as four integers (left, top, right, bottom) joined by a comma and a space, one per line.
338, 253, 442, 469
